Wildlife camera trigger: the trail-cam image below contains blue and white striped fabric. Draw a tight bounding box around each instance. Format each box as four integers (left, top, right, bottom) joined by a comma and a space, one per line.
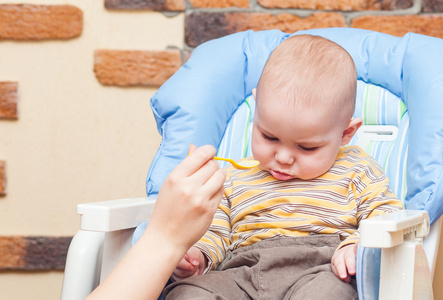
216, 95, 255, 168
353, 80, 409, 203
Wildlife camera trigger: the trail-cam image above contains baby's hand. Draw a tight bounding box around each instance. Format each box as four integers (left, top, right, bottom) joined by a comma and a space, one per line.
331, 243, 358, 283
171, 246, 207, 282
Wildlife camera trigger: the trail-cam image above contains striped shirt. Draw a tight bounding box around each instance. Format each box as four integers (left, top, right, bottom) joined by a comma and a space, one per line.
195, 146, 404, 271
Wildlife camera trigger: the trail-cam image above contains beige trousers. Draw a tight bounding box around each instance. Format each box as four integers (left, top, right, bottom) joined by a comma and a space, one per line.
164, 235, 358, 300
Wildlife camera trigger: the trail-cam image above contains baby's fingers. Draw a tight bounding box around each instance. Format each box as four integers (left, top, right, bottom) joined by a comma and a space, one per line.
172, 259, 198, 281
331, 253, 351, 283
172, 265, 197, 279
345, 252, 356, 276
331, 260, 350, 282
177, 256, 193, 270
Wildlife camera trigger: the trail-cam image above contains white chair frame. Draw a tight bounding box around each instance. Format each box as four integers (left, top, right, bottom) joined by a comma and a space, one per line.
61, 196, 440, 300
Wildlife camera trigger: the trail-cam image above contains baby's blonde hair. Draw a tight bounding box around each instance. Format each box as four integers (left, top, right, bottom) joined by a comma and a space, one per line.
257, 34, 357, 122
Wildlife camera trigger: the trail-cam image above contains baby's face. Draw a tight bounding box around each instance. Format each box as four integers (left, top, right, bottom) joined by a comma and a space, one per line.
251, 92, 347, 180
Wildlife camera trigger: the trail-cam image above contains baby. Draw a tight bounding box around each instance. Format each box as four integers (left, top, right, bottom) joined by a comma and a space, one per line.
165, 34, 404, 299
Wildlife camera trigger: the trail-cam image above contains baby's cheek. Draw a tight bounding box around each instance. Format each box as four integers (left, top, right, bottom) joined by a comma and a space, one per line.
304, 158, 329, 177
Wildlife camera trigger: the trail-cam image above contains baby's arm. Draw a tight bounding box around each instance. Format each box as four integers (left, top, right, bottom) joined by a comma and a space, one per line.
331, 243, 358, 283
171, 246, 207, 282
330, 154, 405, 282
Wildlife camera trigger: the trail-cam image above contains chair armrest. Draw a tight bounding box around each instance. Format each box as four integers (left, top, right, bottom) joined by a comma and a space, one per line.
360, 210, 430, 248
359, 210, 433, 300
77, 197, 156, 232
62, 197, 157, 298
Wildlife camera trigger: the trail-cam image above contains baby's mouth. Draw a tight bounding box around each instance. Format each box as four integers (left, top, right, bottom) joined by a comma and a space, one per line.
270, 169, 295, 180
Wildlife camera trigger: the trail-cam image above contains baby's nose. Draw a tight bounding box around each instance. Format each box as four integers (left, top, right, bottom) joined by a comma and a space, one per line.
275, 149, 295, 165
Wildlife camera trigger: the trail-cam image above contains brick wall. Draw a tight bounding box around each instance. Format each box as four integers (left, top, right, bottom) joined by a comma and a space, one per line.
99, 0, 443, 86
0, 4, 81, 271
0, 236, 71, 271
0, 0, 442, 271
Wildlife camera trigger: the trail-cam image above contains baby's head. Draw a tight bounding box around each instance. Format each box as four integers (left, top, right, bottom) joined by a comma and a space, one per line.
251, 34, 362, 180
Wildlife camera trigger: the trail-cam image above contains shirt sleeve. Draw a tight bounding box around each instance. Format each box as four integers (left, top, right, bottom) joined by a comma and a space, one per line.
337, 155, 404, 250
194, 193, 232, 272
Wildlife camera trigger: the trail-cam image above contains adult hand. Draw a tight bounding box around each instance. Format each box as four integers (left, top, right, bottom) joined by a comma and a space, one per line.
86, 145, 225, 300
147, 144, 226, 253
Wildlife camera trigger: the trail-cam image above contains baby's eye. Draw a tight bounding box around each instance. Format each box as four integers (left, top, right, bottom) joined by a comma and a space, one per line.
299, 145, 318, 152
262, 133, 278, 142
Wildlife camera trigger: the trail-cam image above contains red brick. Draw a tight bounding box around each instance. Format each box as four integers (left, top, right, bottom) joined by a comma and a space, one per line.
25, 237, 72, 270
0, 4, 82, 40
189, 0, 249, 8
0, 82, 18, 120
0, 236, 26, 269
0, 161, 5, 196
351, 15, 443, 39
186, 12, 347, 47
422, 0, 443, 12
94, 50, 182, 87
105, 0, 184, 11
257, 0, 412, 10
0, 236, 72, 270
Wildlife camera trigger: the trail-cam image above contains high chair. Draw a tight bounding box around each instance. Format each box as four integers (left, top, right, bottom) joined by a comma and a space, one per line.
61, 28, 443, 300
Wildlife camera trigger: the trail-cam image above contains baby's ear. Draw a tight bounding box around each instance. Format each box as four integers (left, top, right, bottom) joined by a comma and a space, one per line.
252, 88, 257, 100
341, 118, 363, 145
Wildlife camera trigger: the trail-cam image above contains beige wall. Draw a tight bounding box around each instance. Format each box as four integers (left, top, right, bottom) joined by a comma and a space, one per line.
1, 1, 443, 299
0, 0, 180, 298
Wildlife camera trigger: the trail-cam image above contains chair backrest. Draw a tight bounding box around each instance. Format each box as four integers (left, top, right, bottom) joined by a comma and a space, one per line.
146, 28, 443, 225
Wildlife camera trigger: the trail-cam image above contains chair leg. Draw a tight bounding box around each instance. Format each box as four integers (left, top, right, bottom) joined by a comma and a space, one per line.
379, 240, 433, 300
100, 229, 135, 283
61, 230, 105, 300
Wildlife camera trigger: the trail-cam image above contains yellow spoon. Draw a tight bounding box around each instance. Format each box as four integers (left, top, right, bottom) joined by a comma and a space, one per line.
213, 156, 260, 169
